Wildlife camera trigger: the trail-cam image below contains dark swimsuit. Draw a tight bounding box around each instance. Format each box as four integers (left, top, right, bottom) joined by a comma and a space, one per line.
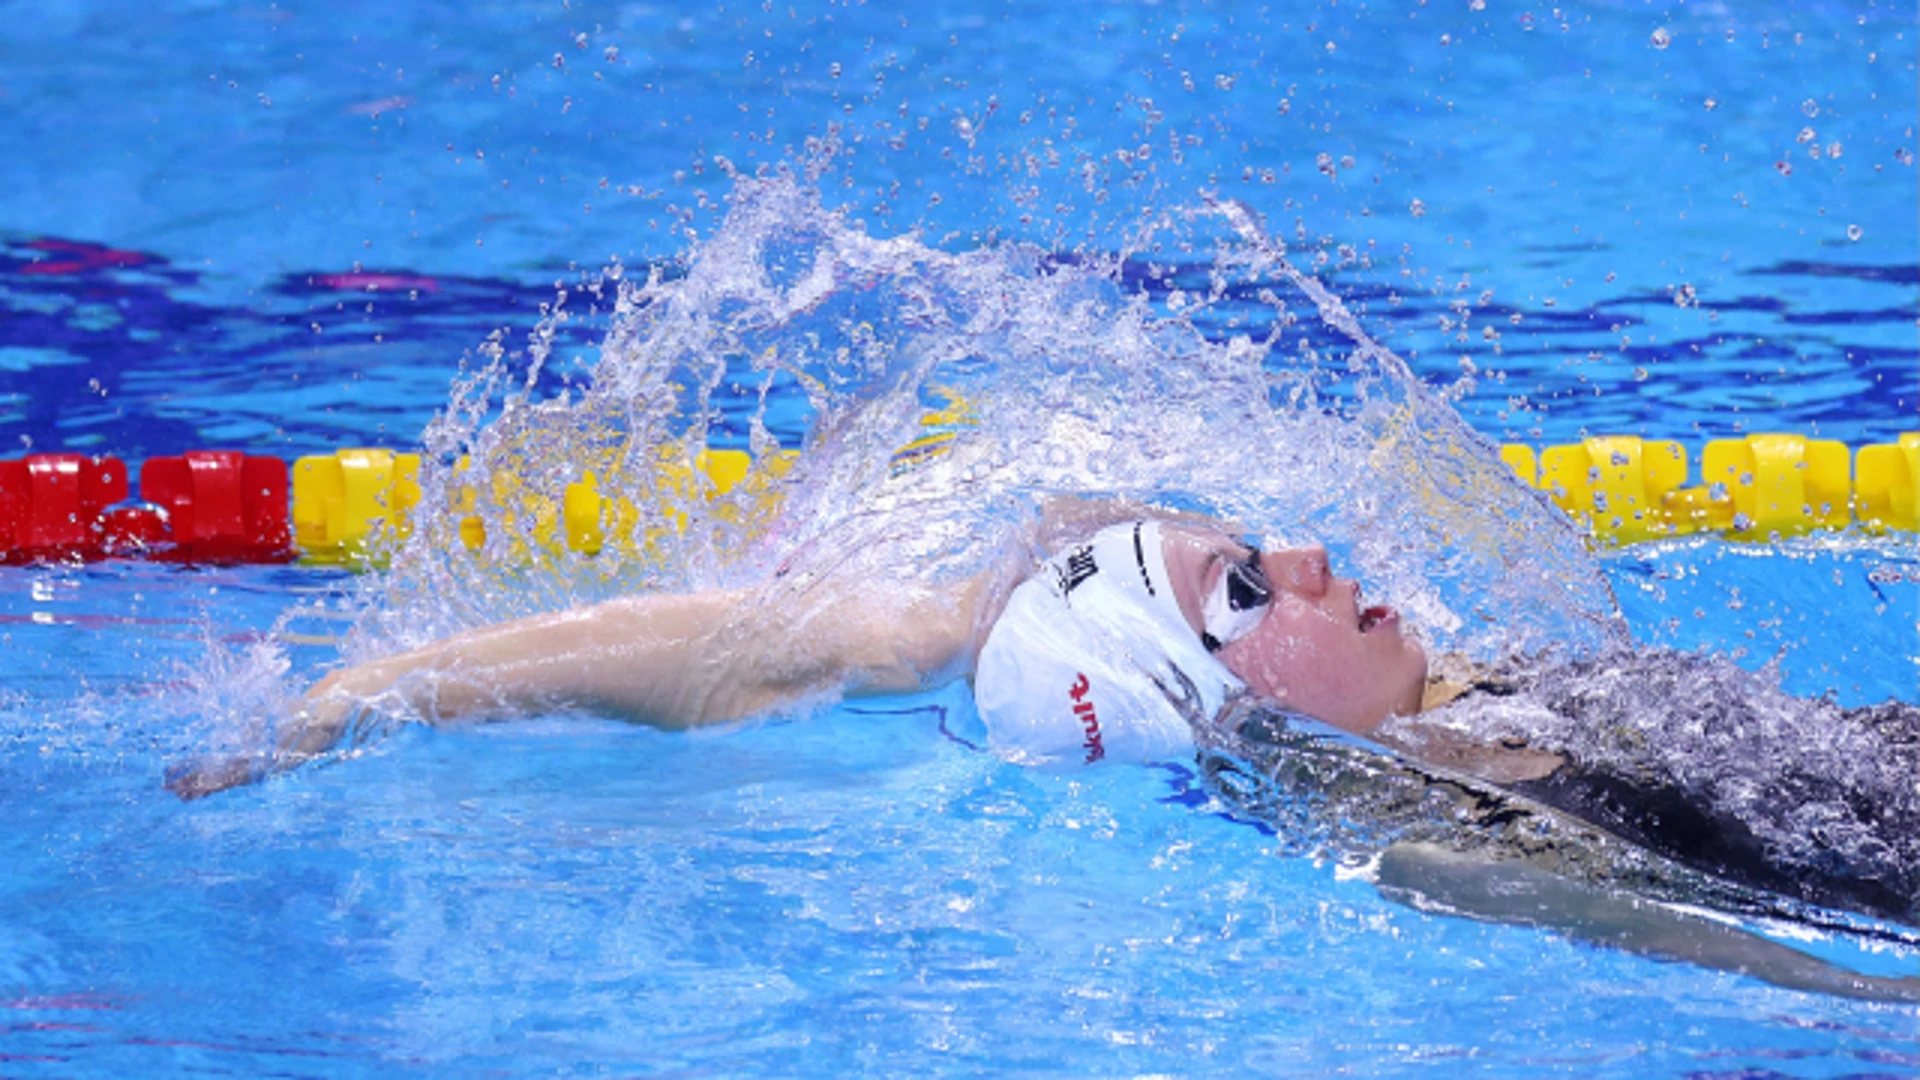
1201, 660, 1920, 931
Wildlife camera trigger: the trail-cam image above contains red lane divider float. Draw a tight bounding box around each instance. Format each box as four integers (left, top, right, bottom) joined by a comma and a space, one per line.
140, 451, 292, 562
0, 451, 291, 564
0, 454, 131, 562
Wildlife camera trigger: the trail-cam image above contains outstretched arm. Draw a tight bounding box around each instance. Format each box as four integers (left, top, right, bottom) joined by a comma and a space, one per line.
169, 575, 982, 799
1376, 841, 1920, 1003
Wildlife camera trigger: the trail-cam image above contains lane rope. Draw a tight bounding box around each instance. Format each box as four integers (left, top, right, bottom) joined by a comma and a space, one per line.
1, 428, 1914, 565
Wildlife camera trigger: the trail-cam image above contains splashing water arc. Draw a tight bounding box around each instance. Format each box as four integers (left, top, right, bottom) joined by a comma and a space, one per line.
367, 170, 1624, 666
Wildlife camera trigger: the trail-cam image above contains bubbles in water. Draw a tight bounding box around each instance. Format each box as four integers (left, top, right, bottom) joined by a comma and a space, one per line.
1409, 199, 1426, 218
1649, 27, 1672, 50
1847, 224, 1863, 241
1801, 99, 1820, 118
1796, 127, 1816, 144
1703, 97, 1718, 111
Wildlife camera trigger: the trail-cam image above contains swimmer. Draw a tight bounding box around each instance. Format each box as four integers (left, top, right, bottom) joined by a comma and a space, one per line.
168, 503, 1443, 795
166, 504, 1920, 1001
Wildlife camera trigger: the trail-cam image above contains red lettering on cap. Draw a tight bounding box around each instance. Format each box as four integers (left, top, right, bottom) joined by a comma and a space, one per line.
1069, 672, 1105, 763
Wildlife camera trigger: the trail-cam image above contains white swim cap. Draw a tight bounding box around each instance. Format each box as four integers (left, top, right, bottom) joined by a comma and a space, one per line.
973, 521, 1243, 766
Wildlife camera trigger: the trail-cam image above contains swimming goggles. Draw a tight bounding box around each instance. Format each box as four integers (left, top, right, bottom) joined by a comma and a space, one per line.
1199, 546, 1272, 652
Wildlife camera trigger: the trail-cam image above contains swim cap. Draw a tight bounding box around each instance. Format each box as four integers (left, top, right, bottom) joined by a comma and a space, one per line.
973, 521, 1243, 766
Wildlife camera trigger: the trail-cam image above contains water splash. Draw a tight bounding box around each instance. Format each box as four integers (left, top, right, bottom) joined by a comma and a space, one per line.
343, 164, 1622, 675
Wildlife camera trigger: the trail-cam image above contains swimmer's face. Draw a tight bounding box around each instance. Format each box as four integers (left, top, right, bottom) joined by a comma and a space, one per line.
1161, 527, 1428, 734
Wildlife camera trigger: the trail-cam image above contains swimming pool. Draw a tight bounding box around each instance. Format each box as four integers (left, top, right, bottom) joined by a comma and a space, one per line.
2, 0, 1916, 1075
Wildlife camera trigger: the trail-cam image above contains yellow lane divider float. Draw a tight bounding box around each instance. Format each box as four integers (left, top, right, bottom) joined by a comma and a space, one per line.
1501, 432, 1919, 546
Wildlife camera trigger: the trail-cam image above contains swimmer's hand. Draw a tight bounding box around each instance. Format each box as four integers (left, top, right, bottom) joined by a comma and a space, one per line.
165, 679, 360, 801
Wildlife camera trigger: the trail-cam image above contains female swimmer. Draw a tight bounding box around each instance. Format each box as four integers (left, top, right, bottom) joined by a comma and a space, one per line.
167, 506, 1440, 797
166, 508, 1920, 1001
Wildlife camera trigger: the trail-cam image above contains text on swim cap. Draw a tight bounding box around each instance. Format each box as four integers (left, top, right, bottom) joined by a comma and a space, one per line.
1068, 672, 1106, 763
1054, 545, 1098, 595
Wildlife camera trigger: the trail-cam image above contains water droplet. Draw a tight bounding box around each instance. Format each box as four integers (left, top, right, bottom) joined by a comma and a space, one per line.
1847, 224, 1863, 241
1440, 33, 1452, 45
1633, 367, 1649, 382
1801, 99, 1819, 118
1409, 199, 1426, 218
1649, 27, 1672, 49
1796, 127, 1816, 144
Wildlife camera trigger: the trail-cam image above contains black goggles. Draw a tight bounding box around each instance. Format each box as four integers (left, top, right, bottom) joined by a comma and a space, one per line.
1199, 546, 1272, 652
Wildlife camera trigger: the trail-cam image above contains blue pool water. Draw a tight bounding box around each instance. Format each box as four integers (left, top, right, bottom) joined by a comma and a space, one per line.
2, 0, 1917, 1075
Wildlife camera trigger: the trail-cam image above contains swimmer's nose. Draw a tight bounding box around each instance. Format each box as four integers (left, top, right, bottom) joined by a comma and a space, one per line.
1262, 545, 1331, 598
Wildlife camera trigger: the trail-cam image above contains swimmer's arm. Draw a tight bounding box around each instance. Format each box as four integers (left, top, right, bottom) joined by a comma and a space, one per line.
1375, 842, 1920, 1004
169, 578, 983, 799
